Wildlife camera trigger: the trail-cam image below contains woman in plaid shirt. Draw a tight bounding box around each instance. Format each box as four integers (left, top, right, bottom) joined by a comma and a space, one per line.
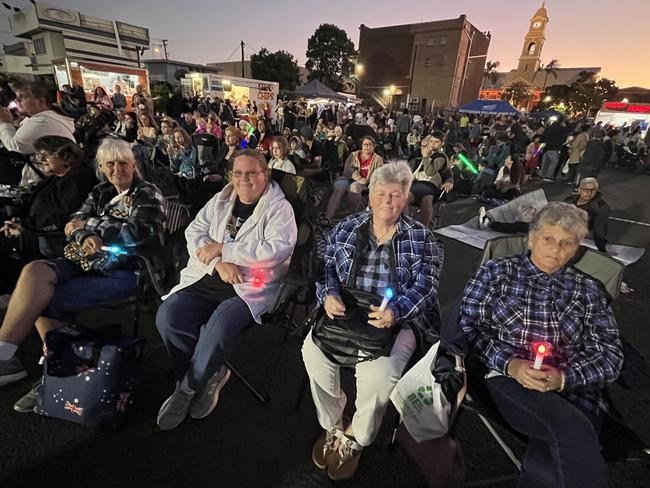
303, 162, 444, 481
461, 202, 623, 487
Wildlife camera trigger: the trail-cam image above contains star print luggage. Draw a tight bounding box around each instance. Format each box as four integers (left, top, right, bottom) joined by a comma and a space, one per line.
35, 324, 145, 428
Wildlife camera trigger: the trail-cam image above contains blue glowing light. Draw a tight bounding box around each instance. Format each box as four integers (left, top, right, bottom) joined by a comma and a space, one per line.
384, 287, 394, 300
241, 140, 248, 149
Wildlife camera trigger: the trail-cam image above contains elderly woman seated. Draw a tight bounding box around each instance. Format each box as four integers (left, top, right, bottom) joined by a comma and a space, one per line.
1, 136, 96, 292
460, 202, 623, 488
302, 162, 444, 481
0, 138, 167, 411
324, 135, 384, 220
155, 149, 297, 431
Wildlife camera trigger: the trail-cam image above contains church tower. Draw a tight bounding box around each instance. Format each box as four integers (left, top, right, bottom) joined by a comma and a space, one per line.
516, 2, 549, 80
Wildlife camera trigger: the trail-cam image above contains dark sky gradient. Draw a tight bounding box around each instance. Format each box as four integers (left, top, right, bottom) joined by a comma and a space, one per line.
2, 0, 648, 88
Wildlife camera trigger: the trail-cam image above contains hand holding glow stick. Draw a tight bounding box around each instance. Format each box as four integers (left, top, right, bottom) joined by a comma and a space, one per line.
379, 287, 394, 312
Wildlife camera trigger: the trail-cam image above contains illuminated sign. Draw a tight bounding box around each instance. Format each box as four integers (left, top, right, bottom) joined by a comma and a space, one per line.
603, 102, 650, 113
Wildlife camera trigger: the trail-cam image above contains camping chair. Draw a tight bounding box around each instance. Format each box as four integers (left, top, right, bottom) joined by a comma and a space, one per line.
75, 201, 192, 337
458, 235, 650, 484
193, 133, 221, 173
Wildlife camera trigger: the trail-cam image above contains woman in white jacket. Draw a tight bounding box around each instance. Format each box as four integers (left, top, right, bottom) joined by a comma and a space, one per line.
155, 149, 298, 431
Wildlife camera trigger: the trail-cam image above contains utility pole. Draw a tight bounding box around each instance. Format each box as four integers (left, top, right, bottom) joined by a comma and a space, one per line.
240, 40, 245, 77
161, 39, 169, 60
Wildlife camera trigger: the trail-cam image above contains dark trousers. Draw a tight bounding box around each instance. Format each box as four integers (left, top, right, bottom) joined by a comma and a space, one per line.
489, 220, 529, 234
487, 376, 608, 488
156, 288, 253, 391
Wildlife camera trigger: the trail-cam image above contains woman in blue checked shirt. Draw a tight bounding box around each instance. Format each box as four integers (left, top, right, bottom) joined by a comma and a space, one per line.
460, 202, 623, 488
302, 162, 444, 481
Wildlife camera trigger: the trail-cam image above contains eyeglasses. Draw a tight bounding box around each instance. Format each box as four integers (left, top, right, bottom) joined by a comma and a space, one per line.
579, 187, 597, 193
232, 170, 266, 180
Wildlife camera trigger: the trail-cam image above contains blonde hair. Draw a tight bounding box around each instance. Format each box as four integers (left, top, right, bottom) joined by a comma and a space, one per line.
95, 137, 141, 179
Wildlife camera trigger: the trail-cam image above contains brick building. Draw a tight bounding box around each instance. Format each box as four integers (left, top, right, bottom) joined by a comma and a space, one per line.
357, 15, 490, 113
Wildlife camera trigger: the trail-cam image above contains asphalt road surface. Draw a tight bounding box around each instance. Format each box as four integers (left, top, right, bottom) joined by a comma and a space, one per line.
1, 168, 648, 488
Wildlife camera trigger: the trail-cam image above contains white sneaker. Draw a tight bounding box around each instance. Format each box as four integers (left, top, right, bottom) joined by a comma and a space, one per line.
478, 207, 489, 229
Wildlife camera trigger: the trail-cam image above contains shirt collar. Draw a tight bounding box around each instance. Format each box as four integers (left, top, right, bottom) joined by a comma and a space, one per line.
521, 253, 567, 283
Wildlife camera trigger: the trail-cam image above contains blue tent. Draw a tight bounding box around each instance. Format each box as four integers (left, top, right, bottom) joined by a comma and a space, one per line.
458, 99, 519, 116
294, 80, 348, 102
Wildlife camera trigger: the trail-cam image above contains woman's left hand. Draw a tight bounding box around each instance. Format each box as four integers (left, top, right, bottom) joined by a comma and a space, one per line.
368, 304, 396, 328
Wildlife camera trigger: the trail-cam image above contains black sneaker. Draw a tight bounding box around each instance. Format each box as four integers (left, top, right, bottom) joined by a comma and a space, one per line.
0, 356, 27, 387
14, 378, 42, 413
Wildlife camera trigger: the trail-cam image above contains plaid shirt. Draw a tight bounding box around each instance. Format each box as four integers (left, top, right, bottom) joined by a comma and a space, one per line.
316, 211, 444, 329
70, 177, 167, 249
460, 253, 623, 414
355, 234, 392, 296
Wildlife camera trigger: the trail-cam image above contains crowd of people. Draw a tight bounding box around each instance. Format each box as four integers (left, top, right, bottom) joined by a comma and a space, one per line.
0, 79, 639, 486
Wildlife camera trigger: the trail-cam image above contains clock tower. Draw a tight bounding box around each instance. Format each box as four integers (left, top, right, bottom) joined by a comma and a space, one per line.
516, 2, 549, 80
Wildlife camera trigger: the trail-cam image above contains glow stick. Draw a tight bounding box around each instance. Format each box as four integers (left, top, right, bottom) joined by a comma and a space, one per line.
101, 245, 128, 255
534, 142, 546, 158
532, 342, 550, 370
379, 287, 394, 312
457, 153, 479, 174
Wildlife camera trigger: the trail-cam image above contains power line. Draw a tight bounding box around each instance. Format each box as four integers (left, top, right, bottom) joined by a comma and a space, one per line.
224, 43, 241, 62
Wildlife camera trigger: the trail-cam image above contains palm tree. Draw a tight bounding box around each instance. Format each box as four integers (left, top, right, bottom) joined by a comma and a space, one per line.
482, 60, 501, 91
502, 83, 531, 108
541, 59, 560, 91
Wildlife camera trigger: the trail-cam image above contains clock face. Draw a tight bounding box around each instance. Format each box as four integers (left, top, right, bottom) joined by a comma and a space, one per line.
533, 21, 542, 29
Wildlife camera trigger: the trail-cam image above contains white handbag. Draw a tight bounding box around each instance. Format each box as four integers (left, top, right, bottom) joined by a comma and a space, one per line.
390, 342, 466, 442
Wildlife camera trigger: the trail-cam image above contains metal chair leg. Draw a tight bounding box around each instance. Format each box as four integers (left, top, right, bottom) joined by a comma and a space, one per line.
224, 360, 269, 405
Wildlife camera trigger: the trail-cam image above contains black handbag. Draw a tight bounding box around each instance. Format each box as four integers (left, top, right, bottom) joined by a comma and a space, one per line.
312, 287, 399, 366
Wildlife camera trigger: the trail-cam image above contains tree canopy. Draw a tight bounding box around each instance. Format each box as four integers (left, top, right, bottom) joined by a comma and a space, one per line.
305, 23, 356, 91
250, 48, 301, 91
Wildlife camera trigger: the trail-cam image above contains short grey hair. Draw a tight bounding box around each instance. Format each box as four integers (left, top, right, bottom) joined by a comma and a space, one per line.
369, 161, 414, 196
95, 137, 141, 180
529, 202, 589, 242
578, 177, 599, 190
96, 137, 135, 166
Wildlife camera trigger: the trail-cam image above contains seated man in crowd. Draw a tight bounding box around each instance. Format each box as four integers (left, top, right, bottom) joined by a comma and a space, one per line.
563, 177, 610, 253
324, 135, 383, 220
155, 149, 297, 431
461, 202, 623, 487
302, 162, 444, 481
0, 138, 167, 412
405, 131, 454, 227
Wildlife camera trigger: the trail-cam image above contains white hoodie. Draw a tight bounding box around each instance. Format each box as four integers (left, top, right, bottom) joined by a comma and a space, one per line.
164, 179, 298, 323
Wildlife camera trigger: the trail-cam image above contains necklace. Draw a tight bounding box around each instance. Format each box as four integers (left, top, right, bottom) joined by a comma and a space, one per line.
372, 221, 395, 244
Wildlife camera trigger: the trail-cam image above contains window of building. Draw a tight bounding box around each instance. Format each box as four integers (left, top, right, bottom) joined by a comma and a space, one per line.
427, 38, 435, 47
33, 38, 46, 55
439, 36, 448, 46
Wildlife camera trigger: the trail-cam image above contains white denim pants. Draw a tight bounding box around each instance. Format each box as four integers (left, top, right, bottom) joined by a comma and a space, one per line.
301, 327, 415, 446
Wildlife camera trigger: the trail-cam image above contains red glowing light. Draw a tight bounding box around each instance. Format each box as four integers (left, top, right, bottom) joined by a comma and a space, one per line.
252, 276, 264, 288
536, 343, 547, 355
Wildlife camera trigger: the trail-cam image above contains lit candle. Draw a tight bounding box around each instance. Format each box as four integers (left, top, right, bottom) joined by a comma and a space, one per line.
533, 342, 550, 370
379, 287, 394, 312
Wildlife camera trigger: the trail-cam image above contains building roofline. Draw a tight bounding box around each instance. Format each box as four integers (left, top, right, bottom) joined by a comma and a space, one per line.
359, 15, 485, 32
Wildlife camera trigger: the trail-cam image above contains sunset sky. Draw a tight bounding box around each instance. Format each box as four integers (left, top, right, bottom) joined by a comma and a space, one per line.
2, 0, 648, 88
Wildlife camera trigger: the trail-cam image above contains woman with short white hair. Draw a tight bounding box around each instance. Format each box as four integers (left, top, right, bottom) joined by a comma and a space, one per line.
303, 161, 444, 480
461, 201, 623, 487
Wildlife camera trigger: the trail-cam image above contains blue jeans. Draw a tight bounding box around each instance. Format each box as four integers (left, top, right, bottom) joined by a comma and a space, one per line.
539, 150, 560, 179
487, 376, 607, 488
155, 288, 253, 391
41, 258, 138, 321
